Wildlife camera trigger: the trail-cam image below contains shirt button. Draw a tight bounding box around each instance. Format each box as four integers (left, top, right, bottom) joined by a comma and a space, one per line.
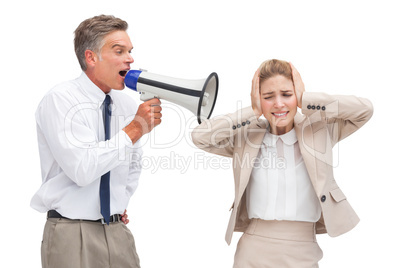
311, 105, 316, 110
316, 105, 321, 110
237, 124, 242, 128
246, 120, 251, 124
307, 105, 312, 109
242, 122, 246, 126
232, 125, 236, 130
321, 195, 326, 202
322, 106, 326, 111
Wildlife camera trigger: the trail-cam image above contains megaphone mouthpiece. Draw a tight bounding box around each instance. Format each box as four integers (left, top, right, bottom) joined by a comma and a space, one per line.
124, 70, 142, 91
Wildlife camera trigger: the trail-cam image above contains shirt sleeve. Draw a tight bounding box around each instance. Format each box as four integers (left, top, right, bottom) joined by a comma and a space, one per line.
126, 143, 142, 197
36, 90, 136, 187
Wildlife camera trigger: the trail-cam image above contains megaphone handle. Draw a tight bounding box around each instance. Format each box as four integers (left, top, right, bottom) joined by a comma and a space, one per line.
140, 91, 159, 101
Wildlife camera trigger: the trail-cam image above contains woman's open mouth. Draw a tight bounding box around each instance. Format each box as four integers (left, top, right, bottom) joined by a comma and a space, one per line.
272, 111, 289, 118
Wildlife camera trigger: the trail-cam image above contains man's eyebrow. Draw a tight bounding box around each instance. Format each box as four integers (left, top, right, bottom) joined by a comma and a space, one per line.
111, 44, 134, 51
111, 44, 125, 48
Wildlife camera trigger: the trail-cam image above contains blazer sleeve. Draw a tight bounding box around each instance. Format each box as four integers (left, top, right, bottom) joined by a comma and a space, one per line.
191, 107, 259, 157
301, 92, 374, 145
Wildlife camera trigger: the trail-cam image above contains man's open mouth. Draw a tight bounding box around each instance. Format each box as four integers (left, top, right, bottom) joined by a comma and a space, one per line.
119, 70, 128, 78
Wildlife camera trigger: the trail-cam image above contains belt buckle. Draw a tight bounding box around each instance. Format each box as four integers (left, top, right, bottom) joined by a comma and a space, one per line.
101, 214, 120, 224
112, 214, 120, 223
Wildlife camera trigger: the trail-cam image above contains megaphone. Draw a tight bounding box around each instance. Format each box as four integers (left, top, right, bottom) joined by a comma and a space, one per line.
124, 70, 218, 124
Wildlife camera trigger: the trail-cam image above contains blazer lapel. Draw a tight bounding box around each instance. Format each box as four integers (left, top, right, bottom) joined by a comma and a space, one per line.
294, 112, 325, 196
236, 119, 267, 200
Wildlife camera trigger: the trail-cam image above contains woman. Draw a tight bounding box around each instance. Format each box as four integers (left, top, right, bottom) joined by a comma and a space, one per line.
191, 59, 373, 267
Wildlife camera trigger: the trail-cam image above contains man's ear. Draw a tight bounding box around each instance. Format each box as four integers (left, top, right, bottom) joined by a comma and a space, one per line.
85, 50, 98, 68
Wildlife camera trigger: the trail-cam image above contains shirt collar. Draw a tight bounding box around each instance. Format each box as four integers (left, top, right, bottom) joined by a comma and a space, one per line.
77, 72, 113, 108
263, 128, 298, 147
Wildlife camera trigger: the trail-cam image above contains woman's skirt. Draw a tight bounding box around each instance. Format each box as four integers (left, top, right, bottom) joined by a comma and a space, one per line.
233, 219, 323, 268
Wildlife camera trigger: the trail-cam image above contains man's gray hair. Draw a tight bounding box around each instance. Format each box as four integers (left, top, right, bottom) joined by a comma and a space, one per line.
74, 15, 128, 71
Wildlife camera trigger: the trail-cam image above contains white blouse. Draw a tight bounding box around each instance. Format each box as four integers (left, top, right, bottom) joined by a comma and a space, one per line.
246, 128, 321, 222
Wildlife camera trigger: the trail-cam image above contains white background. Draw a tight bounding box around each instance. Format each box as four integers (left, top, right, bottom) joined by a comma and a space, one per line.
1, 0, 401, 267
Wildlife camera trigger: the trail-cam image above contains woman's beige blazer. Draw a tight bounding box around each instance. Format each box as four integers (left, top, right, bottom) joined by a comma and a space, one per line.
192, 92, 373, 244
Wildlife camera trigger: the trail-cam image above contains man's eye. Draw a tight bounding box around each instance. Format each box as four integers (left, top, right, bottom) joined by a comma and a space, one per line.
283, 94, 292, 97
264, 97, 272, 99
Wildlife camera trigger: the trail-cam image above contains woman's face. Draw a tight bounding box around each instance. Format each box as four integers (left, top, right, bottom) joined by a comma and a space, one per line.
260, 75, 297, 135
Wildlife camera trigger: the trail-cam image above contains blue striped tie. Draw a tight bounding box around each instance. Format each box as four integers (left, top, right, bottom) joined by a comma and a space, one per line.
100, 95, 111, 224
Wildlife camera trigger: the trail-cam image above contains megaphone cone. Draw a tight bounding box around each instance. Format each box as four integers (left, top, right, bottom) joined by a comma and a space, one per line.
125, 70, 218, 124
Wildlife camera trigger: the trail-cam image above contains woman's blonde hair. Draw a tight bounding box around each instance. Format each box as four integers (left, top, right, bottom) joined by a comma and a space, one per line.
259, 59, 293, 85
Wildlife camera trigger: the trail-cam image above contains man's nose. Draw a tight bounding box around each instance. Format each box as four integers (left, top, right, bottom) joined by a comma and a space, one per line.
126, 53, 134, 64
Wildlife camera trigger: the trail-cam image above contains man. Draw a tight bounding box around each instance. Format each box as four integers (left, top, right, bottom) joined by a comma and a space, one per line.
31, 15, 161, 268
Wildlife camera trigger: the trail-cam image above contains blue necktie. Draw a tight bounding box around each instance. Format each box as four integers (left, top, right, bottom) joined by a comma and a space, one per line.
100, 95, 111, 224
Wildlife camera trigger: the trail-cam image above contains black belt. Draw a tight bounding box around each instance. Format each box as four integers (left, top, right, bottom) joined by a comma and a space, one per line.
47, 210, 121, 224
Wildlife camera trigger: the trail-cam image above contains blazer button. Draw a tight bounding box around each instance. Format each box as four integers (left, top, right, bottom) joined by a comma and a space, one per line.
311, 105, 316, 110
316, 105, 321, 110
307, 105, 312, 109
321, 195, 326, 202
237, 124, 241, 128
322, 106, 326, 111
242, 122, 246, 126
246, 120, 251, 124
232, 125, 236, 130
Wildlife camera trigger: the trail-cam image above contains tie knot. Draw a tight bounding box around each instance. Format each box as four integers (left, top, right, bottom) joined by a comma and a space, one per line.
104, 95, 111, 105
104, 95, 111, 116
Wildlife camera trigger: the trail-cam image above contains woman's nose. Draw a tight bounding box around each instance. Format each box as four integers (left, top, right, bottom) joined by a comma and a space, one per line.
274, 97, 285, 108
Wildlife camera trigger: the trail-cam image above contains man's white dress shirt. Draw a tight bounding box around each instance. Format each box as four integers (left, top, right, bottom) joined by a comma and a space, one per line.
31, 72, 142, 220
246, 128, 321, 222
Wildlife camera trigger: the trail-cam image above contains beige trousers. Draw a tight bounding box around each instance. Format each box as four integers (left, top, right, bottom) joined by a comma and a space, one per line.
233, 219, 323, 268
41, 218, 140, 268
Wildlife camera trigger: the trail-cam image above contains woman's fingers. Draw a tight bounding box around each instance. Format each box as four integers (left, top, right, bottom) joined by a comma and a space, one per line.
251, 69, 262, 117
289, 62, 305, 108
